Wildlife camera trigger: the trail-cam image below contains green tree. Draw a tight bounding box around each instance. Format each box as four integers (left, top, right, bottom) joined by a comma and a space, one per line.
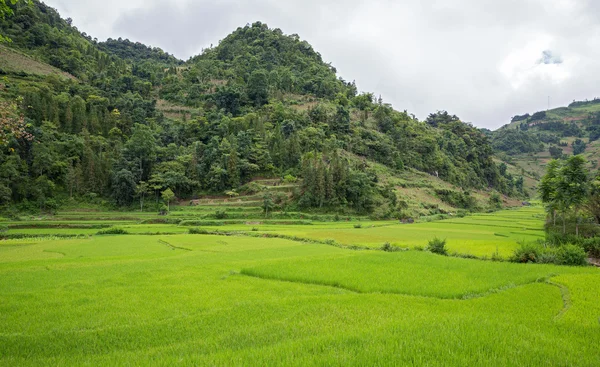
558, 155, 589, 235
262, 192, 274, 217
136, 181, 150, 212
247, 69, 269, 107
539, 160, 560, 226
161, 188, 175, 211
585, 173, 600, 224
125, 124, 156, 180
0, 0, 28, 43
112, 169, 136, 206
0, 100, 32, 146
572, 139, 587, 155
549, 146, 563, 159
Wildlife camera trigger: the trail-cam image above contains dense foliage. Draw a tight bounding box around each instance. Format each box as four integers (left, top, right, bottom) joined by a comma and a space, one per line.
491, 129, 544, 155
539, 156, 590, 236
0, 2, 521, 214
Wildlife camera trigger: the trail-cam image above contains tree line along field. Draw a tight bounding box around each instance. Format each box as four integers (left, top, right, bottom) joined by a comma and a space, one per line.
1, 206, 599, 365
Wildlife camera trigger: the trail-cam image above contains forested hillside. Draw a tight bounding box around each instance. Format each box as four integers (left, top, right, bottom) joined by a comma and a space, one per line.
0, 0, 524, 215
491, 99, 600, 186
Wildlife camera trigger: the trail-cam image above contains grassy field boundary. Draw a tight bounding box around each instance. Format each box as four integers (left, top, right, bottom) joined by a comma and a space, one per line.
546, 279, 572, 320
157, 239, 192, 252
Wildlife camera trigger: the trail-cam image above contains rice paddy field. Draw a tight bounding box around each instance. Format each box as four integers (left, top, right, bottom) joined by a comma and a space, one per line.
1, 206, 599, 366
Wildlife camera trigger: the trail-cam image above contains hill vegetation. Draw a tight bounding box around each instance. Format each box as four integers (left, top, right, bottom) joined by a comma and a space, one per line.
491, 98, 600, 188
1, 0, 524, 217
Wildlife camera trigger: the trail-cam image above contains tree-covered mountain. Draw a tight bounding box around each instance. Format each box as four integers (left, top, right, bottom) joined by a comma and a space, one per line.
0, 0, 524, 215
491, 98, 600, 186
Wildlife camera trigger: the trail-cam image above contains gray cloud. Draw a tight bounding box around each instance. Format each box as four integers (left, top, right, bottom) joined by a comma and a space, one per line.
539, 50, 563, 65
45, 0, 600, 129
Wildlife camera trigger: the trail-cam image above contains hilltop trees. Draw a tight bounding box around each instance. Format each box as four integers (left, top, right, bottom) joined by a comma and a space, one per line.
0, 4, 524, 215
0, 0, 25, 42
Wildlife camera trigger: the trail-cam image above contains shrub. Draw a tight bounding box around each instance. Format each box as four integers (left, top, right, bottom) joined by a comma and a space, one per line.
512, 242, 541, 263
427, 237, 447, 256
489, 192, 503, 210
142, 218, 181, 225
381, 242, 402, 252
188, 227, 209, 234
555, 245, 588, 266
0, 225, 7, 233
283, 174, 297, 184
435, 189, 476, 210
537, 250, 558, 264
96, 228, 129, 235
251, 227, 259, 232
354, 223, 362, 229
215, 209, 227, 219
491, 251, 504, 262
455, 210, 468, 218
582, 238, 600, 258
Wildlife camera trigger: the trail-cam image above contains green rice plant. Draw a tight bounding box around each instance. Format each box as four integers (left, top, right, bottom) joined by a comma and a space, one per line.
0, 233, 599, 365
180, 220, 225, 226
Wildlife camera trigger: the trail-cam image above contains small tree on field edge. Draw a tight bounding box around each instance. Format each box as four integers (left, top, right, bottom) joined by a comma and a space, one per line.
161, 188, 175, 211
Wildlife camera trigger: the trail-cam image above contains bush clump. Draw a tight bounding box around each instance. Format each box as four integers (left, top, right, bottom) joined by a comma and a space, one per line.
96, 228, 129, 235
512, 242, 541, 263
512, 242, 588, 266
582, 238, 600, 258
354, 223, 362, 229
555, 245, 587, 266
188, 227, 209, 235
381, 242, 402, 252
427, 237, 447, 256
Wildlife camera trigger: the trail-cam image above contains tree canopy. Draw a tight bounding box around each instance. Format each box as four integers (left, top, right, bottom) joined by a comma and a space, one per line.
0, 2, 524, 214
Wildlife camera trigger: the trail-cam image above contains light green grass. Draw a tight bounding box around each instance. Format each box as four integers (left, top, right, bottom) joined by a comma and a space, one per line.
0, 234, 599, 365
3, 208, 546, 257
198, 208, 546, 257
241, 250, 592, 298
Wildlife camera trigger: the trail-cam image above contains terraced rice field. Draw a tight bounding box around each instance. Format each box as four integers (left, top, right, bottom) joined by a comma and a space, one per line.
1, 207, 598, 365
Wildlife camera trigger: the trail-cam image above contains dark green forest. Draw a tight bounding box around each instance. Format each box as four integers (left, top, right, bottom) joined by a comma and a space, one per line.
0, 1, 524, 214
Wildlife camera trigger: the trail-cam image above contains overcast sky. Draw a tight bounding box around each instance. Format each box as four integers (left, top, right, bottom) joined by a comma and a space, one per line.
48, 0, 600, 129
